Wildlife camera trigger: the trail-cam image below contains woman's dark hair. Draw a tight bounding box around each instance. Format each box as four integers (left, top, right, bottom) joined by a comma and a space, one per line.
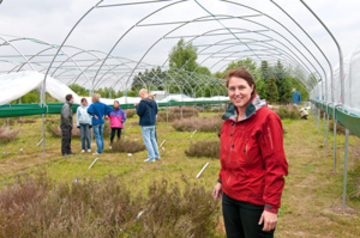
224, 67, 256, 97
81, 98, 87, 103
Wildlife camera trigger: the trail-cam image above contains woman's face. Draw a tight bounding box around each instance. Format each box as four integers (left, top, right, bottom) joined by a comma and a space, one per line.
114, 101, 119, 108
81, 100, 87, 106
228, 77, 254, 110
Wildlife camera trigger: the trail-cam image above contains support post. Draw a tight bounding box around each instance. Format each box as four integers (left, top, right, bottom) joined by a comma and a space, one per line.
342, 128, 349, 208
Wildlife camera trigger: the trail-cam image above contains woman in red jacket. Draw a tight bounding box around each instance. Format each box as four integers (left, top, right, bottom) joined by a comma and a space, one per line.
213, 67, 288, 238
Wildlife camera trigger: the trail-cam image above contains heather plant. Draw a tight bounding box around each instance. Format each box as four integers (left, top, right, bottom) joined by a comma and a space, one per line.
46, 122, 81, 137
111, 139, 145, 153
172, 116, 223, 133
46, 121, 111, 137
17, 119, 36, 124
185, 140, 220, 159
157, 107, 199, 122
0, 174, 219, 238
126, 109, 136, 118
0, 126, 20, 143
329, 119, 346, 135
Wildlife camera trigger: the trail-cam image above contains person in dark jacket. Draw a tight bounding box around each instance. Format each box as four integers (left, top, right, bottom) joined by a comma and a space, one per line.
135, 89, 160, 162
87, 93, 113, 155
60, 94, 74, 156
213, 67, 288, 238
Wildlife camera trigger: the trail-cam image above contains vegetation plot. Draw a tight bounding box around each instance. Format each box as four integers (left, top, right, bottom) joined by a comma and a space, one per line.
185, 140, 220, 159
0, 174, 218, 238
0, 126, 20, 143
111, 139, 145, 153
172, 116, 223, 133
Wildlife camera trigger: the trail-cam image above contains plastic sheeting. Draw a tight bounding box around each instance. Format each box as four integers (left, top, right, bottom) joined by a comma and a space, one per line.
346, 45, 360, 115
0, 71, 228, 107
0, 71, 80, 105
311, 44, 360, 116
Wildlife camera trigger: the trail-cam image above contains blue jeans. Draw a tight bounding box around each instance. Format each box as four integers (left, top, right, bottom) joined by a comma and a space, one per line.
79, 123, 91, 150
141, 126, 160, 160
93, 123, 104, 153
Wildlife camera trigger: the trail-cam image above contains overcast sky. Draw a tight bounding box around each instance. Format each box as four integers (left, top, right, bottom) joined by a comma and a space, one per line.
0, 0, 359, 75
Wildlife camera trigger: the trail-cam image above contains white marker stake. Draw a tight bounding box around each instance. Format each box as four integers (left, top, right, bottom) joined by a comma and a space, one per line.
196, 162, 210, 178
191, 129, 197, 138
128, 153, 135, 164
36, 138, 44, 147
159, 139, 166, 147
88, 158, 99, 170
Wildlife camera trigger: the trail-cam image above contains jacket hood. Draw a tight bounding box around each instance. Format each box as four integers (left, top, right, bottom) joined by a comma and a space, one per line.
142, 97, 156, 107
222, 94, 267, 122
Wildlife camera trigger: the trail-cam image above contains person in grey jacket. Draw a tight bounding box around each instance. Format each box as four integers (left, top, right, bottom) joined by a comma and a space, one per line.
76, 98, 92, 153
60, 94, 74, 156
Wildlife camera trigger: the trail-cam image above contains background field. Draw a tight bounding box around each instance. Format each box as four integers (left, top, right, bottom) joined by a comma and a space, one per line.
0, 111, 359, 237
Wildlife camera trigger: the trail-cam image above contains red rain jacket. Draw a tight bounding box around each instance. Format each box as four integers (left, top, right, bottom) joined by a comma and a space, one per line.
219, 95, 288, 214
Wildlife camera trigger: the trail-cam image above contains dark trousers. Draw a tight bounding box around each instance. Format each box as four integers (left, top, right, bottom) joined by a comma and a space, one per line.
110, 128, 122, 144
222, 193, 274, 238
61, 126, 72, 155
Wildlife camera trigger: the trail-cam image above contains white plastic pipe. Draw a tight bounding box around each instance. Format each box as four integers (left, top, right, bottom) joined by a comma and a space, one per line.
88, 158, 99, 170
196, 162, 210, 178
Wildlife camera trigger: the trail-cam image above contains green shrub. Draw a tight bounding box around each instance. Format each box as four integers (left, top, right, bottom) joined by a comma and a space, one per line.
111, 139, 145, 153
185, 140, 220, 159
273, 105, 301, 120
0, 174, 219, 237
0, 126, 20, 143
172, 116, 223, 133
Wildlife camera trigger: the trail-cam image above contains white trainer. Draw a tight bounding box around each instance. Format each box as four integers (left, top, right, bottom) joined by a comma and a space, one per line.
144, 158, 155, 162
81, 150, 85, 153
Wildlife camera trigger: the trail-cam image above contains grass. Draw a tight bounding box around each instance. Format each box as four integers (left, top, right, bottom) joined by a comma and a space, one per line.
0, 112, 359, 237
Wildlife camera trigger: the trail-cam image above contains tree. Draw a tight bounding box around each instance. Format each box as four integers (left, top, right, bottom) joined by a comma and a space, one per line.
224, 58, 258, 77
266, 77, 279, 104
274, 60, 292, 103
260, 60, 271, 80
69, 84, 88, 96
131, 67, 167, 91
169, 38, 198, 72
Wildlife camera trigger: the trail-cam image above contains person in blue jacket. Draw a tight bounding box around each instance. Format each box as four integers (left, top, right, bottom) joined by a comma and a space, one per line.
87, 93, 113, 155
135, 89, 160, 162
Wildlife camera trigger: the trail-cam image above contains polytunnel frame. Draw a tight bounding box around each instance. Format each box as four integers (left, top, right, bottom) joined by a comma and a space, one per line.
39, 0, 352, 207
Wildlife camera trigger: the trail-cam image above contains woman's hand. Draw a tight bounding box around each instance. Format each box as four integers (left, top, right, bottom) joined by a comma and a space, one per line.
94, 115, 99, 119
212, 182, 223, 201
258, 210, 277, 231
